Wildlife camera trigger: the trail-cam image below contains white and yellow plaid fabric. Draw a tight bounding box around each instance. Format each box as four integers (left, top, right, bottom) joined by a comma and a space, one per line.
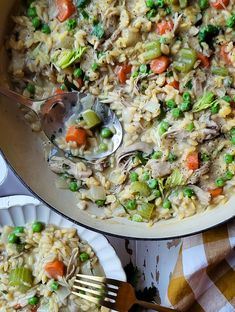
168, 219, 235, 312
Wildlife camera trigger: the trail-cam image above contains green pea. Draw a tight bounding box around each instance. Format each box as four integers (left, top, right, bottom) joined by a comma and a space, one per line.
27, 7, 37, 18
163, 199, 171, 209
67, 19, 77, 31
26, 83, 35, 95
231, 136, 235, 145
8, 233, 20, 244
215, 178, 225, 187
13, 226, 25, 234
41, 24, 51, 34
180, 101, 191, 112
224, 170, 234, 180
51, 281, 59, 291
61, 84, 67, 91
146, 0, 154, 7
32, 221, 43, 233
142, 172, 150, 181
166, 99, 177, 109
74, 68, 83, 78
32, 17, 41, 29
211, 103, 220, 114
222, 95, 232, 103
172, 108, 183, 119
95, 199, 106, 207
159, 121, 170, 135
139, 64, 148, 74
186, 122, 195, 132
230, 127, 235, 136
183, 188, 195, 198
152, 189, 161, 198
100, 127, 113, 139
151, 151, 162, 159
201, 153, 210, 162
130, 172, 139, 182
99, 143, 108, 152
91, 63, 99, 71
182, 92, 191, 102
28, 297, 39, 305
198, 0, 209, 10
224, 154, 234, 164
80, 252, 90, 262
168, 152, 177, 163
156, 0, 164, 7
126, 199, 137, 210
148, 179, 158, 189
69, 181, 79, 192
226, 15, 235, 28
131, 214, 143, 222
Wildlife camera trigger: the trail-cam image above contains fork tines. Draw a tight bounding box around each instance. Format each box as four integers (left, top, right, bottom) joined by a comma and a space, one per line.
72, 274, 120, 309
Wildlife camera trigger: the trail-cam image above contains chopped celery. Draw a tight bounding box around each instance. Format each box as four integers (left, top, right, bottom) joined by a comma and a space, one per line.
131, 181, 151, 197
211, 66, 229, 77
82, 109, 101, 128
192, 92, 218, 112
165, 169, 185, 189
55, 47, 87, 69
138, 203, 154, 221
9, 267, 33, 292
140, 50, 162, 62
140, 40, 161, 62
144, 40, 161, 51
173, 48, 197, 73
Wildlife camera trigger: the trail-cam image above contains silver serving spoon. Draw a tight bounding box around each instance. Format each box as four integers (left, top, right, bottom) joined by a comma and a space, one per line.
0, 86, 123, 161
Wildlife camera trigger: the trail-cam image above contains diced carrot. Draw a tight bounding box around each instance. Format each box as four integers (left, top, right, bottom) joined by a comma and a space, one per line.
116, 64, 132, 84
14, 304, 22, 310
31, 307, 39, 312
156, 19, 174, 35
150, 56, 171, 74
186, 152, 199, 171
56, 0, 76, 22
54, 88, 65, 95
65, 126, 87, 146
220, 45, 232, 65
44, 260, 65, 279
208, 188, 223, 198
197, 53, 210, 68
167, 80, 179, 90
210, 0, 229, 9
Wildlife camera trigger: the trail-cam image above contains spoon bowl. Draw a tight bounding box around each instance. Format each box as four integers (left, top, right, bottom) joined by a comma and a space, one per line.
0, 86, 123, 161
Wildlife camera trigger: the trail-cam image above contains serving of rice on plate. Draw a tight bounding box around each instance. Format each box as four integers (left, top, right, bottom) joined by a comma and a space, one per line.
0, 222, 109, 311
5, 0, 235, 225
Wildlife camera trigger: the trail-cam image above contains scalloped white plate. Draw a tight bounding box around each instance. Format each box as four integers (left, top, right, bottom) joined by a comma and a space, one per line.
0, 195, 126, 282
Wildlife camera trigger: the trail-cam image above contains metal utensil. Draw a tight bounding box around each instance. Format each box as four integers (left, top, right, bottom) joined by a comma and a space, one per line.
72, 274, 177, 312
0, 86, 122, 161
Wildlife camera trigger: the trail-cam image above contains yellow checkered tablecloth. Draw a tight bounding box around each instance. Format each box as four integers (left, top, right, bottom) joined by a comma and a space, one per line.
168, 219, 235, 312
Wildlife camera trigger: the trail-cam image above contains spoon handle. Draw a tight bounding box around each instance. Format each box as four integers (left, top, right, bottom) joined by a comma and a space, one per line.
0, 85, 33, 108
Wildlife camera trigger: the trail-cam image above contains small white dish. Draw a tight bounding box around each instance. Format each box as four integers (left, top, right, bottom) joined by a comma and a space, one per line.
0, 152, 8, 186
0, 195, 126, 282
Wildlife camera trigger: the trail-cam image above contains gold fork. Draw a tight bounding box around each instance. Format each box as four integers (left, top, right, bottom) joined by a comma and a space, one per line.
72, 274, 177, 312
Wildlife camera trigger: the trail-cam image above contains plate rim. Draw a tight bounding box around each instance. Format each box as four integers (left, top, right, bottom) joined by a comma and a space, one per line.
0, 194, 126, 282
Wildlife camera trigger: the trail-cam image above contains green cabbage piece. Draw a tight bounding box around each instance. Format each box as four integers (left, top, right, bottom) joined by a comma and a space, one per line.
55, 47, 87, 69
192, 92, 218, 113
165, 169, 185, 189
137, 203, 154, 221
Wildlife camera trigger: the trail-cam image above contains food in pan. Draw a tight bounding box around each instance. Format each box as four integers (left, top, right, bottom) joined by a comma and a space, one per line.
6, 0, 235, 224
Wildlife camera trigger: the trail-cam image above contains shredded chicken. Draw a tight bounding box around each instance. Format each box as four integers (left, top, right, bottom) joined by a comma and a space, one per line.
188, 185, 211, 206
146, 160, 172, 178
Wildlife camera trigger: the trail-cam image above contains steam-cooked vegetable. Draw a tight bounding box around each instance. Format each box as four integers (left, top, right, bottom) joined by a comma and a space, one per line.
137, 203, 154, 221
55, 47, 87, 69
131, 181, 151, 196
82, 109, 101, 128
192, 92, 218, 112
9, 267, 33, 292
173, 48, 197, 73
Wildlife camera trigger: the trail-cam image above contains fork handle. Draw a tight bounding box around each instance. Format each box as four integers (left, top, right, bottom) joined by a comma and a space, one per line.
135, 300, 177, 312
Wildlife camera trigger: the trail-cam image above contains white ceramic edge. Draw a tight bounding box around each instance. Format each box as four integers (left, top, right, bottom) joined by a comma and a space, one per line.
0, 153, 8, 186
0, 195, 126, 282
